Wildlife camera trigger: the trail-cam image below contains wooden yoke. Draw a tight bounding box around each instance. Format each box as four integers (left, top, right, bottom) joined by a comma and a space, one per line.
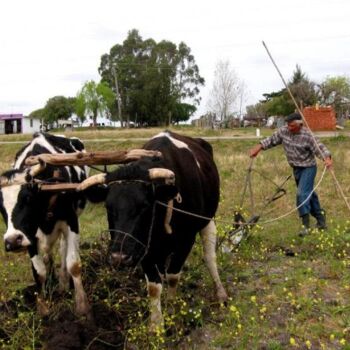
38, 183, 81, 192
25, 149, 162, 167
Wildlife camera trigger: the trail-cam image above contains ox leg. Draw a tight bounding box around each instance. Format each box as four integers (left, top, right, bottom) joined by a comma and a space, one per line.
65, 227, 90, 316
165, 235, 196, 300
58, 236, 70, 292
38, 230, 59, 292
28, 245, 50, 316
143, 263, 164, 332
166, 273, 181, 300
200, 220, 228, 303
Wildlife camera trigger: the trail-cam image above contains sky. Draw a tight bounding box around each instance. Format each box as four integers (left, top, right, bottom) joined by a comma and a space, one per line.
0, 0, 349, 119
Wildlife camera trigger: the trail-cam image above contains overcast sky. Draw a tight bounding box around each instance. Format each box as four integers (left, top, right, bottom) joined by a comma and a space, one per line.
1, 0, 349, 118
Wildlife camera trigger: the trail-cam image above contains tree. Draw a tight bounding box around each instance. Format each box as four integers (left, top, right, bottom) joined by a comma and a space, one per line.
246, 102, 267, 120
264, 94, 294, 116
171, 103, 196, 124
75, 81, 115, 127
29, 108, 46, 120
98, 29, 204, 126
288, 65, 317, 108
43, 96, 75, 126
318, 75, 350, 116
207, 60, 243, 121
260, 65, 317, 117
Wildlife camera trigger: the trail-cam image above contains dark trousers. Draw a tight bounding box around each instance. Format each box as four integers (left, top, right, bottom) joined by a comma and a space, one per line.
293, 166, 322, 217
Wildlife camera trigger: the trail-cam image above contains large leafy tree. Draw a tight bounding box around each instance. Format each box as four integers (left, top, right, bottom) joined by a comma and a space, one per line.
99, 29, 204, 126
75, 81, 115, 127
43, 95, 75, 125
318, 76, 350, 116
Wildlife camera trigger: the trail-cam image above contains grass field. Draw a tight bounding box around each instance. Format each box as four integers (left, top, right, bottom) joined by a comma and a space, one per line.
0, 126, 350, 349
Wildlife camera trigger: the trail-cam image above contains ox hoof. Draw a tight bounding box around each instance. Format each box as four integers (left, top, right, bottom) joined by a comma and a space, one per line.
166, 289, 177, 301
217, 288, 228, 304
75, 295, 91, 317
149, 312, 165, 334
149, 321, 165, 335
37, 297, 50, 317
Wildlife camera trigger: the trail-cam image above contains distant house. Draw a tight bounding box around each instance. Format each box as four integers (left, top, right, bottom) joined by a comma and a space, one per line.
192, 113, 217, 128
81, 116, 120, 128
0, 114, 23, 134
0, 114, 41, 134
22, 116, 41, 134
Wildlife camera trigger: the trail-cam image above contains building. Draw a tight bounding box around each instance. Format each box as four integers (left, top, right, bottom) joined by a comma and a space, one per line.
0, 114, 41, 134
303, 106, 336, 131
0, 114, 23, 134
22, 116, 42, 134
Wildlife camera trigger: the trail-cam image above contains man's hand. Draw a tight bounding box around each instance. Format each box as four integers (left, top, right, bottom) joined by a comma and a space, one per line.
249, 144, 263, 158
324, 157, 333, 169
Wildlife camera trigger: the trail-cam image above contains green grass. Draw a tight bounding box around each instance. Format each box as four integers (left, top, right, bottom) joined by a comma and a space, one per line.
0, 127, 350, 349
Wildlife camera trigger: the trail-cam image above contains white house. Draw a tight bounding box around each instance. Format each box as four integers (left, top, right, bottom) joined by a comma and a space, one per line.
22, 116, 41, 134
81, 115, 120, 127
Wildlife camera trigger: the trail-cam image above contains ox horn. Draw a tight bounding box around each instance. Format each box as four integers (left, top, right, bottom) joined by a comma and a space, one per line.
76, 173, 106, 191
28, 160, 46, 177
0, 176, 10, 187
148, 168, 175, 185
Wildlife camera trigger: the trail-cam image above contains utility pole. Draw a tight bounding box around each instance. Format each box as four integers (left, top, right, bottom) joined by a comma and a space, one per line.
112, 66, 123, 127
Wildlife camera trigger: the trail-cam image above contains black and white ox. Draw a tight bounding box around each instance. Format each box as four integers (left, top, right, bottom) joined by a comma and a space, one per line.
0, 132, 90, 316
79, 131, 228, 330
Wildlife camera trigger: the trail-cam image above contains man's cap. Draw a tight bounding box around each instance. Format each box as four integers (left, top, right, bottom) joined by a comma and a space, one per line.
285, 113, 302, 123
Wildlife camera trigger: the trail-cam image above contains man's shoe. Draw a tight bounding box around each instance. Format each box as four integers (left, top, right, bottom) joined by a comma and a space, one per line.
315, 210, 327, 230
298, 227, 310, 237
298, 214, 310, 237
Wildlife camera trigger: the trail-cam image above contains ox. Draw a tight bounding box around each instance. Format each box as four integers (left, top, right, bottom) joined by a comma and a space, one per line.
0, 132, 90, 316
79, 131, 228, 330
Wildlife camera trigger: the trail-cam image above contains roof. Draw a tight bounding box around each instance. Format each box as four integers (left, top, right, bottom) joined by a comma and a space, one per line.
0, 114, 24, 120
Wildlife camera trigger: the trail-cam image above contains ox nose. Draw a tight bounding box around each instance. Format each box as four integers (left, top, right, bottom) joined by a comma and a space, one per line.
5, 234, 24, 252
109, 252, 133, 266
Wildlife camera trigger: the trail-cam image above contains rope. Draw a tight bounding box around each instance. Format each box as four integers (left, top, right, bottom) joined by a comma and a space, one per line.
258, 165, 327, 225
262, 41, 350, 213
156, 165, 327, 227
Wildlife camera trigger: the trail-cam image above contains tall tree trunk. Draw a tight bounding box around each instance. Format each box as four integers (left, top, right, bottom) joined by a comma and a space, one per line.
93, 111, 97, 128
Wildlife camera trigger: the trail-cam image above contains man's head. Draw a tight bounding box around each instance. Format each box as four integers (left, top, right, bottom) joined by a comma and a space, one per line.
286, 113, 303, 134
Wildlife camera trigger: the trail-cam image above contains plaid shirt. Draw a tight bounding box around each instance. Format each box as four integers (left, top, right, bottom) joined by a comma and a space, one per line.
260, 126, 331, 167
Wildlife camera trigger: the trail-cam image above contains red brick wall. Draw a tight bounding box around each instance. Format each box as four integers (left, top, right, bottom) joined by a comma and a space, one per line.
302, 106, 336, 131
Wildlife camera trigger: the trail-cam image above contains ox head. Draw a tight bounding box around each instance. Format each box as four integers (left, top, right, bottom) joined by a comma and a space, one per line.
78, 165, 177, 267
0, 162, 46, 252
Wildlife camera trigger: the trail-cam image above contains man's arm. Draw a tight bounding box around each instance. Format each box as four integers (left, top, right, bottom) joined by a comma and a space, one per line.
249, 129, 283, 158
324, 156, 333, 169
249, 144, 263, 158
310, 137, 332, 168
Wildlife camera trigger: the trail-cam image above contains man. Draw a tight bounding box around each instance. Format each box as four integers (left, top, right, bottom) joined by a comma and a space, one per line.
249, 112, 332, 236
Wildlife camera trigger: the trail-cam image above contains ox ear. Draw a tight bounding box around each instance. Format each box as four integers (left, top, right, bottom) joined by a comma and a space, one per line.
0, 176, 10, 187
154, 183, 178, 202
83, 183, 109, 203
